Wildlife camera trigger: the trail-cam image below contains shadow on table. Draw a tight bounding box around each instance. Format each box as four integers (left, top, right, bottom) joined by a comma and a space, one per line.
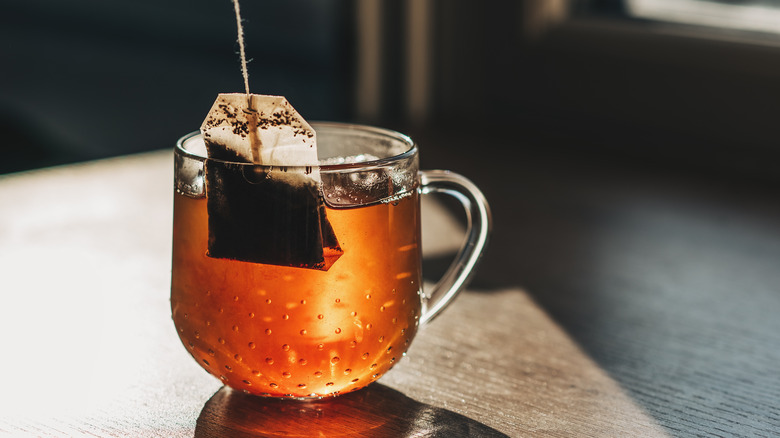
195, 383, 508, 438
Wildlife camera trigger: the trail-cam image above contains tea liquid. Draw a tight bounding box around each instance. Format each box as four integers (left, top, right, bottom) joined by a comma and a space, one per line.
171, 190, 422, 398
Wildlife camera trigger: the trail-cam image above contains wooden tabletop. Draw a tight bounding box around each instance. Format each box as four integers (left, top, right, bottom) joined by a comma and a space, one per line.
0, 147, 777, 437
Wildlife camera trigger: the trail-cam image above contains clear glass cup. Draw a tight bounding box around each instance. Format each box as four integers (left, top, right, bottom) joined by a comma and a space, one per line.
171, 122, 491, 398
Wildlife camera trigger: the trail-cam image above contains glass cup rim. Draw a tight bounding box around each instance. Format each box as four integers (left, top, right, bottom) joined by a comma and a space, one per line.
175, 121, 418, 172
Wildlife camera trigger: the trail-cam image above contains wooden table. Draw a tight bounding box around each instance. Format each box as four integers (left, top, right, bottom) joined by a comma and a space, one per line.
0, 147, 777, 437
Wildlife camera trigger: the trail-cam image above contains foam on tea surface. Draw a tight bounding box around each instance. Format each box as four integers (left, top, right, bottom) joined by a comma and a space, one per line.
320, 154, 381, 166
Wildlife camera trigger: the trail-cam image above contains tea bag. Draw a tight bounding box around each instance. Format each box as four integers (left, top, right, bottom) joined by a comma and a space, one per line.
201, 93, 342, 270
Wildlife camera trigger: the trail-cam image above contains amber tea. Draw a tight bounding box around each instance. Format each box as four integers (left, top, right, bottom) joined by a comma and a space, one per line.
171, 123, 490, 398
172, 189, 422, 397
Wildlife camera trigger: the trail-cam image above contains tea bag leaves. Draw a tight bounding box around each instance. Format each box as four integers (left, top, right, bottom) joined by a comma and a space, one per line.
201, 93, 342, 270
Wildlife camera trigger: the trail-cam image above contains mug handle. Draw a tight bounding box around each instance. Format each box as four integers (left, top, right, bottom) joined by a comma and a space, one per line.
418, 170, 492, 325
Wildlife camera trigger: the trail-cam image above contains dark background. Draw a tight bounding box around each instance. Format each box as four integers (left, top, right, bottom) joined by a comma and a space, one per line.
4, 0, 780, 179
3, 1, 780, 436
0, 0, 354, 173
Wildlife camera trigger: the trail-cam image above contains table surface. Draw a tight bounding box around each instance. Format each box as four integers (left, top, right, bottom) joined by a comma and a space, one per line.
1, 145, 778, 437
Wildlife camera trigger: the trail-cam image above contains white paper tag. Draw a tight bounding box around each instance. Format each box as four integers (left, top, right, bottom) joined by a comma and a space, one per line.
200, 93, 318, 168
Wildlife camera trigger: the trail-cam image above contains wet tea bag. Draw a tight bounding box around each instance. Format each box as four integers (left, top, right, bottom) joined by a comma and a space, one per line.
201, 93, 342, 270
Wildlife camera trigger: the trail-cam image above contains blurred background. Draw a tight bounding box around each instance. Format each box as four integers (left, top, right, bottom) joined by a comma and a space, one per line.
4, 0, 780, 179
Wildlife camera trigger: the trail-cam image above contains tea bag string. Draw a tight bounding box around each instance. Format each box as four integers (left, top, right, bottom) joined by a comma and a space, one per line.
231, 0, 262, 163
232, 0, 251, 99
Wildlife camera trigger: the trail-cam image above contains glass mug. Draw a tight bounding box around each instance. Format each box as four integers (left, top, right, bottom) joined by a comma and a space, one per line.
171, 122, 490, 398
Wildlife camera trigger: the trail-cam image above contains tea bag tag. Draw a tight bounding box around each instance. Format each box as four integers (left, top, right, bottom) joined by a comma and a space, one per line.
201, 94, 342, 270
201, 94, 317, 169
